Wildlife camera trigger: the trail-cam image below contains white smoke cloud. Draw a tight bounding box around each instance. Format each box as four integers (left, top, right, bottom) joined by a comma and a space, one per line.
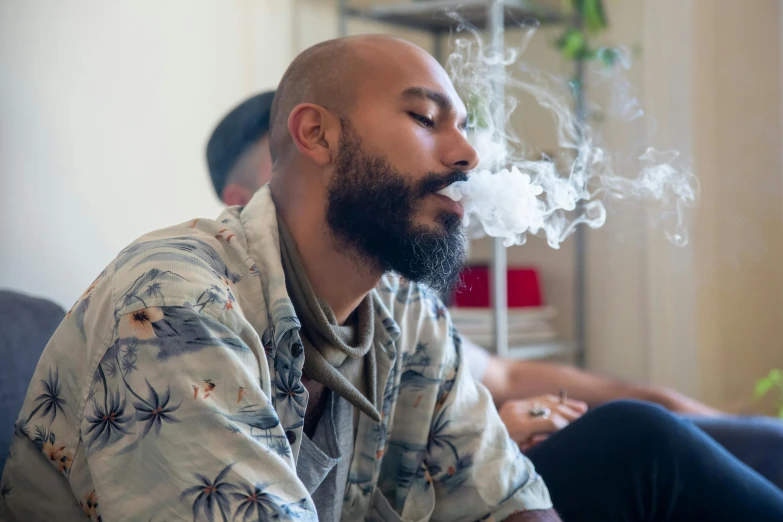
438, 18, 699, 249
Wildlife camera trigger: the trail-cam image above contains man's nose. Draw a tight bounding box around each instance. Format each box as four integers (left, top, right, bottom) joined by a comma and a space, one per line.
444, 132, 480, 172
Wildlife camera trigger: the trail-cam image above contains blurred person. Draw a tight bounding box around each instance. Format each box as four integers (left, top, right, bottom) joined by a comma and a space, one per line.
207, 90, 276, 206
207, 90, 783, 491
466, 338, 783, 491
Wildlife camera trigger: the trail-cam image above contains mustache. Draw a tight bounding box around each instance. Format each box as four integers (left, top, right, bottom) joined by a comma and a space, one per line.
417, 170, 469, 198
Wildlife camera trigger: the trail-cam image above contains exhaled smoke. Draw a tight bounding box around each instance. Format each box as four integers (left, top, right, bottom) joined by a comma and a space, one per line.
438, 18, 699, 249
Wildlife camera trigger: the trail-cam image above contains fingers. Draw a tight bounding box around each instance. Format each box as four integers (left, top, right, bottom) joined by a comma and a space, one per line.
527, 414, 569, 435
552, 404, 582, 422
499, 402, 566, 444
535, 395, 587, 422
517, 416, 568, 452
498, 396, 588, 447
565, 398, 588, 413
543, 394, 588, 413
500, 397, 586, 424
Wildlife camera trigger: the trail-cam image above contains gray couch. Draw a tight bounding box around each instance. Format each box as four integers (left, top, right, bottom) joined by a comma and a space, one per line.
0, 290, 65, 472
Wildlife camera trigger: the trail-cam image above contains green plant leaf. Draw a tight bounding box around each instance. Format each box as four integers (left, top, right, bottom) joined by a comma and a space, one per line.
755, 376, 774, 399
770, 368, 782, 382
584, 0, 608, 33
778, 405, 783, 419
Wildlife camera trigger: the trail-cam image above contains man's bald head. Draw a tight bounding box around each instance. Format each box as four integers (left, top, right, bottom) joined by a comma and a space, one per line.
268, 35, 443, 165
269, 37, 354, 164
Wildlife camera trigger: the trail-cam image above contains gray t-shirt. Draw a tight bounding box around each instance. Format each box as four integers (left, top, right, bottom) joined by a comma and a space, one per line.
460, 334, 491, 382
296, 390, 355, 522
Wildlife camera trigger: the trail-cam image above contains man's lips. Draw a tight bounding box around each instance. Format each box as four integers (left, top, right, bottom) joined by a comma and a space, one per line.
434, 193, 465, 220
419, 171, 469, 198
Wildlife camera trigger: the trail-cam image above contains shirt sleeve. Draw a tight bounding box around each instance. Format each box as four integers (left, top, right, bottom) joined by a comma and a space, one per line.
428, 329, 553, 522
81, 305, 316, 522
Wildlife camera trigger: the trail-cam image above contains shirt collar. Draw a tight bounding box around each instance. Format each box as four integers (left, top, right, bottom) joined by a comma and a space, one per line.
239, 185, 403, 348
240, 185, 299, 345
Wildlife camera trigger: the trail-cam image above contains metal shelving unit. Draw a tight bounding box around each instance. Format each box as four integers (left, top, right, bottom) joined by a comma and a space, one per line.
341, 0, 565, 31
339, 0, 586, 365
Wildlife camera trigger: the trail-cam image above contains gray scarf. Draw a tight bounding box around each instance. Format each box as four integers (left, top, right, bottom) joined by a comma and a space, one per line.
278, 218, 380, 422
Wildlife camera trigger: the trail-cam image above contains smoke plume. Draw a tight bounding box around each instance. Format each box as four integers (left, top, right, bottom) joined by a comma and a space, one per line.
438, 18, 699, 249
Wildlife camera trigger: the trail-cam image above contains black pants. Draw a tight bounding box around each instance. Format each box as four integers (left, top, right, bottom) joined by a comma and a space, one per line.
526, 400, 783, 522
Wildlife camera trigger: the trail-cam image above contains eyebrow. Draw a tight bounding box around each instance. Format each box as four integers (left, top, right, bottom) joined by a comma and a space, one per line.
401, 86, 468, 130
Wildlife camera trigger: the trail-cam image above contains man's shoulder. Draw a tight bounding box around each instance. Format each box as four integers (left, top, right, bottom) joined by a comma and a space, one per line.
106, 215, 256, 319
61, 214, 254, 342
31, 215, 260, 415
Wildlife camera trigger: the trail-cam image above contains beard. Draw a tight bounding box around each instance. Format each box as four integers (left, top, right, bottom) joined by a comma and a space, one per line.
325, 119, 468, 296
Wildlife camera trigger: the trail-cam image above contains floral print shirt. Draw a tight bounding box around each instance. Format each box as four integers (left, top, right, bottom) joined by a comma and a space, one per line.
0, 187, 551, 521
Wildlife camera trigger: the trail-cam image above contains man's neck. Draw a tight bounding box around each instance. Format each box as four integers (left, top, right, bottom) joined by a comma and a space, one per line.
270, 177, 380, 325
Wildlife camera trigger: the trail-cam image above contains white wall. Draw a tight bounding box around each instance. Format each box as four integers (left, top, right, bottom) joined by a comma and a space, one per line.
0, 1, 291, 308
690, 0, 783, 413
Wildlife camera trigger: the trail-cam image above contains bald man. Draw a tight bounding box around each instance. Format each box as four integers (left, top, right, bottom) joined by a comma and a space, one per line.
1, 36, 556, 522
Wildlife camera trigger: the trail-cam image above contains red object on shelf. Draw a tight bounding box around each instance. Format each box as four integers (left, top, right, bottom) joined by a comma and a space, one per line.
452, 265, 543, 308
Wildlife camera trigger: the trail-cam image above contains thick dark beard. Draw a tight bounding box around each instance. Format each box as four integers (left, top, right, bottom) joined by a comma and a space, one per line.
325, 119, 467, 296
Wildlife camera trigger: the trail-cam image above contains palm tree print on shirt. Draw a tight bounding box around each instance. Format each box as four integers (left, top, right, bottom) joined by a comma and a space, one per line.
195, 285, 227, 313
125, 378, 182, 438
84, 366, 134, 452
267, 438, 291, 459
115, 269, 188, 314
23, 368, 66, 426
120, 342, 139, 376
231, 482, 289, 521
424, 404, 476, 492
273, 366, 306, 418
181, 464, 237, 522
182, 466, 314, 522
427, 407, 460, 461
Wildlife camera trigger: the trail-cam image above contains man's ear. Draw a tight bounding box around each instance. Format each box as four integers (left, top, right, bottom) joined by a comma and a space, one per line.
287, 103, 338, 166
222, 183, 255, 207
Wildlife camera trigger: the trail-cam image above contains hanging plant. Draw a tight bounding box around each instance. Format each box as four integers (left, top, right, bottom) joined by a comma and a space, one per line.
555, 0, 619, 66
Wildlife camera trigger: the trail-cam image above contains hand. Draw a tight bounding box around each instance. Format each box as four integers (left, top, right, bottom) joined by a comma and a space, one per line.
498, 394, 588, 451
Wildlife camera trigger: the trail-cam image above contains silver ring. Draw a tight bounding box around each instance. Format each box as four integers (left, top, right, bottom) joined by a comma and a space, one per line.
529, 404, 551, 419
